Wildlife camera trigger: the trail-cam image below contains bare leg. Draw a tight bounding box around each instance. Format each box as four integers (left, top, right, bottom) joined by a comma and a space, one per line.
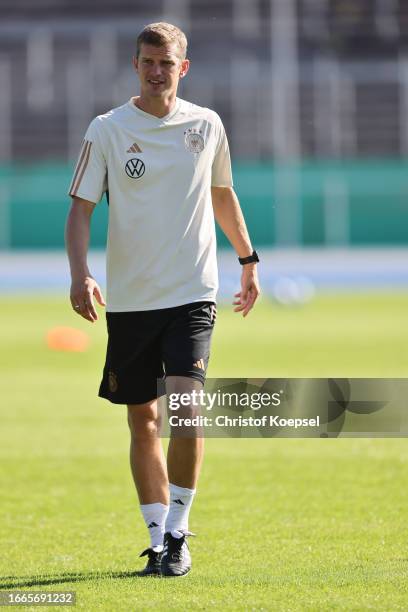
166, 376, 205, 489
127, 401, 169, 505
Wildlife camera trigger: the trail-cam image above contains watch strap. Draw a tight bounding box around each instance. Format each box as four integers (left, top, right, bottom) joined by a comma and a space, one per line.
238, 250, 259, 265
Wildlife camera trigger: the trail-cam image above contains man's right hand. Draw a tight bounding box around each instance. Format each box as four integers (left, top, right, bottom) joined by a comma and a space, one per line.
70, 276, 106, 323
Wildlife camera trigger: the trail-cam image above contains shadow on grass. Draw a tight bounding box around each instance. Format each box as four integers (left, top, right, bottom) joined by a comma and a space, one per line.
0, 569, 156, 589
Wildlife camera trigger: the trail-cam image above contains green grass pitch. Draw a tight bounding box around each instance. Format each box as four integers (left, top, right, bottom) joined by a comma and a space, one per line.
1, 293, 408, 610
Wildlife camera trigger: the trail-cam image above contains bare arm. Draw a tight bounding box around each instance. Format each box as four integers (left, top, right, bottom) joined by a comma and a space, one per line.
211, 186, 260, 317
65, 196, 105, 322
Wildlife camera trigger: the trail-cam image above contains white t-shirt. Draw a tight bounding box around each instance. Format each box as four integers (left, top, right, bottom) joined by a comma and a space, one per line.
68, 97, 233, 312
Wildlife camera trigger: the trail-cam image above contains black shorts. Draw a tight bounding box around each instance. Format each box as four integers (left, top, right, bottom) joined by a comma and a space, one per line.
98, 301, 217, 405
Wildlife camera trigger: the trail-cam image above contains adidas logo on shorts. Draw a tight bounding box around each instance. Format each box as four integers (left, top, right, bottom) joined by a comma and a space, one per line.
193, 359, 205, 370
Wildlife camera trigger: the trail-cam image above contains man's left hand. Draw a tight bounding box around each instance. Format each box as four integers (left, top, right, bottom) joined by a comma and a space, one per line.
233, 265, 260, 317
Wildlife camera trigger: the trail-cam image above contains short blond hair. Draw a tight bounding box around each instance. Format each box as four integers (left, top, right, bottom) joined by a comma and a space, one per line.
136, 22, 188, 59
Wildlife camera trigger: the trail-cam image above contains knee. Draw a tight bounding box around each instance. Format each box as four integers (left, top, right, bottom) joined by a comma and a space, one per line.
128, 417, 158, 440
127, 403, 160, 440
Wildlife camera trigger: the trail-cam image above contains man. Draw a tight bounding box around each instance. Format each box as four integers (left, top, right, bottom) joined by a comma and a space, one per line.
65, 22, 260, 578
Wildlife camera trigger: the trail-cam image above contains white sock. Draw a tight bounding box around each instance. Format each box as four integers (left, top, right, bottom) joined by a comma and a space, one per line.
165, 483, 196, 537
140, 502, 168, 551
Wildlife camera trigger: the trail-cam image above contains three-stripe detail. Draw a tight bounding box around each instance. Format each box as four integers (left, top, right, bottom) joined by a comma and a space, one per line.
127, 142, 142, 153
193, 359, 205, 370
210, 304, 217, 324
69, 139, 93, 196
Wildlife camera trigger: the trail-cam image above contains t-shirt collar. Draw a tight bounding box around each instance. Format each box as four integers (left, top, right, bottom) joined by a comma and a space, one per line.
128, 97, 181, 122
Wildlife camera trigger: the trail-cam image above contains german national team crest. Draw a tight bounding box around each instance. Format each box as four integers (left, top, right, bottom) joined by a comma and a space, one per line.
108, 371, 118, 393
184, 128, 205, 154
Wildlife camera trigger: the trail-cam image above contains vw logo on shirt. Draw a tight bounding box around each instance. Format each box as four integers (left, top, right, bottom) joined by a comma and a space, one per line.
125, 158, 145, 179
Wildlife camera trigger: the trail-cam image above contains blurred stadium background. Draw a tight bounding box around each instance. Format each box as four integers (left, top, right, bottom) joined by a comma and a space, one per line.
1, 0, 408, 295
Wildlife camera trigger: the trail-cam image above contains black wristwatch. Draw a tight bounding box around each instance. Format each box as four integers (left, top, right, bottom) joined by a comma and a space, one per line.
238, 250, 259, 265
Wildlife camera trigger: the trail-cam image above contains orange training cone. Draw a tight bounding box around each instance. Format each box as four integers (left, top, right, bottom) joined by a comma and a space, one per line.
46, 326, 90, 352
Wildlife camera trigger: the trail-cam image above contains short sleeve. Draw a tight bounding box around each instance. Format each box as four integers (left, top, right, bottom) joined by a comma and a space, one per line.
211, 115, 233, 188
68, 118, 107, 203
